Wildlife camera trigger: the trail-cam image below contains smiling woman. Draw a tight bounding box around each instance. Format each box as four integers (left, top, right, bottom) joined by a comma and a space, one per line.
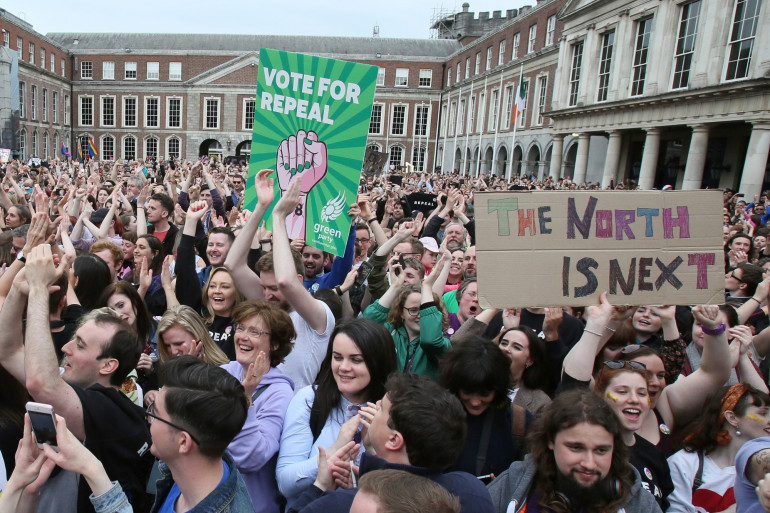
277, 318, 396, 510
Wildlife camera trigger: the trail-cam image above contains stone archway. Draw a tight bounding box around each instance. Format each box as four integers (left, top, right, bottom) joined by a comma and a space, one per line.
236, 140, 251, 156
199, 139, 222, 157
527, 145, 541, 177
497, 146, 508, 177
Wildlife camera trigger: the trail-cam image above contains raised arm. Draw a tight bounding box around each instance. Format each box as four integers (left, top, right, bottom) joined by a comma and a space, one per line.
272, 179, 328, 333
658, 305, 732, 430
223, 169, 274, 300
23, 244, 85, 440
135, 184, 150, 236
561, 293, 621, 382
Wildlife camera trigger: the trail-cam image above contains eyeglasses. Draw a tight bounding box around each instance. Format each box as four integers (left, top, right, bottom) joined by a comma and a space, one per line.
235, 325, 271, 339
355, 238, 371, 244
603, 360, 647, 370
728, 271, 746, 283
403, 306, 420, 317
145, 403, 200, 445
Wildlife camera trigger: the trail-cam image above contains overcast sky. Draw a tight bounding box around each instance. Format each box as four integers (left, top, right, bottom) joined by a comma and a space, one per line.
5, 0, 532, 39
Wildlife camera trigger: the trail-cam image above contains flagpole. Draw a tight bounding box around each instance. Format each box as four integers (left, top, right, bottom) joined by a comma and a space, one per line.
425, 100, 431, 173
463, 80, 474, 177
475, 76, 488, 179
442, 90, 451, 175
507, 64, 524, 182
451, 88, 460, 176
491, 72, 504, 178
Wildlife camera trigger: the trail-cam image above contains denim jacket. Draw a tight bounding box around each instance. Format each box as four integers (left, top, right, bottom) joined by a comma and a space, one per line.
151, 453, 255, 513
91, 454, 255, 513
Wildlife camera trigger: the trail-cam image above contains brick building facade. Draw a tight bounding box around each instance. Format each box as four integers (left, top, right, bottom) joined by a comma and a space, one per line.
2, 0, 768, 192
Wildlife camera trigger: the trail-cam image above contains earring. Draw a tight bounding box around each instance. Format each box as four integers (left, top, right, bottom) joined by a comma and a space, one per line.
736, 429, 742, 436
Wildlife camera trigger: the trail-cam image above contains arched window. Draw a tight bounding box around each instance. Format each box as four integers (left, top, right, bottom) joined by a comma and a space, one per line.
101, 135, 115, 161
167, 136, 181, 159
123, 135, 136, 161
145, 136, 159, 160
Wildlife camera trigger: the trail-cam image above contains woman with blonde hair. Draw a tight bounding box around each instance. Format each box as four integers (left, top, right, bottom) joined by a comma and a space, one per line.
142, 305, 229, 406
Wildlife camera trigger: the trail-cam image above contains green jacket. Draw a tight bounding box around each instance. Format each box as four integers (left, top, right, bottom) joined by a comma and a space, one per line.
363, 300, 451, 381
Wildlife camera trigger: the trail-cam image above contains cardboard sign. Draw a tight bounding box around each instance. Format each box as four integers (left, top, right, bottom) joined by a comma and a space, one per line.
244, 48, 378, 256
475, 190, 725, 308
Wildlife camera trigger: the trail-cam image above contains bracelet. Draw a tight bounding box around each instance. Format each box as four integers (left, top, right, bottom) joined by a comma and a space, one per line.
366, 217, 378, 224
701, 322, 727, 336
605, 326, 616, 333
260, 239, 272, 244
335, 286, 344, 296
583, 328, 602, 337
750, 297, 761, 305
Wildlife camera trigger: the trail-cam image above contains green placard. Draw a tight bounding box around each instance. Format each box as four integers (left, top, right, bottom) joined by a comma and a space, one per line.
244, 48, 377, 256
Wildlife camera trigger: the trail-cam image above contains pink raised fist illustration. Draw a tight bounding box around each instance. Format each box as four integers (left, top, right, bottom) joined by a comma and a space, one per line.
276, 130, 327, 195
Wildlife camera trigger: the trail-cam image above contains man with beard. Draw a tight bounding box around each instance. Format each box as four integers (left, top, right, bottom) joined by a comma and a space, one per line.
225, 170, 335, 390
487, 389, 660, 513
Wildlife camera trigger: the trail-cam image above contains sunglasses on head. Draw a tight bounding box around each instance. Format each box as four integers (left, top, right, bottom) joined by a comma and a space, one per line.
603, 360, 647, 370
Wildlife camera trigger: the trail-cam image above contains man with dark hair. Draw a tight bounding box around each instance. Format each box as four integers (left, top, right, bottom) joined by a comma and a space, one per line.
0, 244, 153, 513
351, 469, 461, 513
149, 355, 254, 512
487, 389, 660, 513
726, 263, 764, 302
138, 191, 179, 257
290, 373, 495, 513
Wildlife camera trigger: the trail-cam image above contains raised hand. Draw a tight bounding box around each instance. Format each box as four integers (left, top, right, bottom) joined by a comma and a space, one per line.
242, 350, 270, 400
692, 305, 721, 330
276, 130, 327, 194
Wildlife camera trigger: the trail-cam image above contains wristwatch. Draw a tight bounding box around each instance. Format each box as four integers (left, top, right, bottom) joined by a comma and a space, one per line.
16, 250, 25, 263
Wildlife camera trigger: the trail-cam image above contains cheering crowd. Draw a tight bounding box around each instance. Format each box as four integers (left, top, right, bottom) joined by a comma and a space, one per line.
0, 156, 769, 512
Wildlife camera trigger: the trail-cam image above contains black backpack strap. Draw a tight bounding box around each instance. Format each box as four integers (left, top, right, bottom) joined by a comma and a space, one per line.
309, 393, 323, 444
692, 450, 705, 494
475, 408, 495, 476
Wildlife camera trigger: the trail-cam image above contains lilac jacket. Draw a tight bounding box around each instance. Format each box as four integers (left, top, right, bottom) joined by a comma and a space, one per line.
221, 362, 295, 513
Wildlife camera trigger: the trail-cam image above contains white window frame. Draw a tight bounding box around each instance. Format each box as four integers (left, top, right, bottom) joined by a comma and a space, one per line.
474, 52, 481, 75
167, 136, 182, 160
52, 91, 58, 124
101, 96, 116, 127
79, 95, 94, 127
169, 62, 182, 81
42, 88, 48, 122
465, 58, 471, 79
389, 144, 405, 167
204, 97, 220, 129
528, 24, 537, 54
503, 85, 513, 129
144, 135, 159, 159
31, 131, 37, 156
418, 69, 432, 88
100, 134, 115, 161
50, 53, 55, 72
476, 92, 485, 133
671, 1, 701, 89
103, 61, 115, 80
390, 104, 408, 136
376, 67, 385, 86
535, 75, 548, 126
512, 33, 520, 60
369, 103, 384, 135
597, 31, 615, 102
489, 89, 499, 131
499, 40, 506, 66
16, 36, 22, 54
457, 99, 466, 136
122, 135, 137, 161
40, 48, 45, 67
125, 61, 137, 80
414, 104, 429, 137
147, 62, 159, 80
243, 98, 256, 131
569, 42, 584, 106
725, 0, 761, 81
28, 42, 34, 64
457, 62, 461, 82
447, 68, 452, 87
546, 16, 556, 46
2, 30, 8, 48
64, 95, 70, 125
631, 18, 653, 96
166, 97, 183, 129
81, 61, 93, 79
19, 129, 26, 158
145, 96, 160, 128
19, 82, 25, 119
395, 68, 409, 87
123, 96, 138, 127
30, 85, 37, 121
61, 58, 65, 77
486, 47, 493, 71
